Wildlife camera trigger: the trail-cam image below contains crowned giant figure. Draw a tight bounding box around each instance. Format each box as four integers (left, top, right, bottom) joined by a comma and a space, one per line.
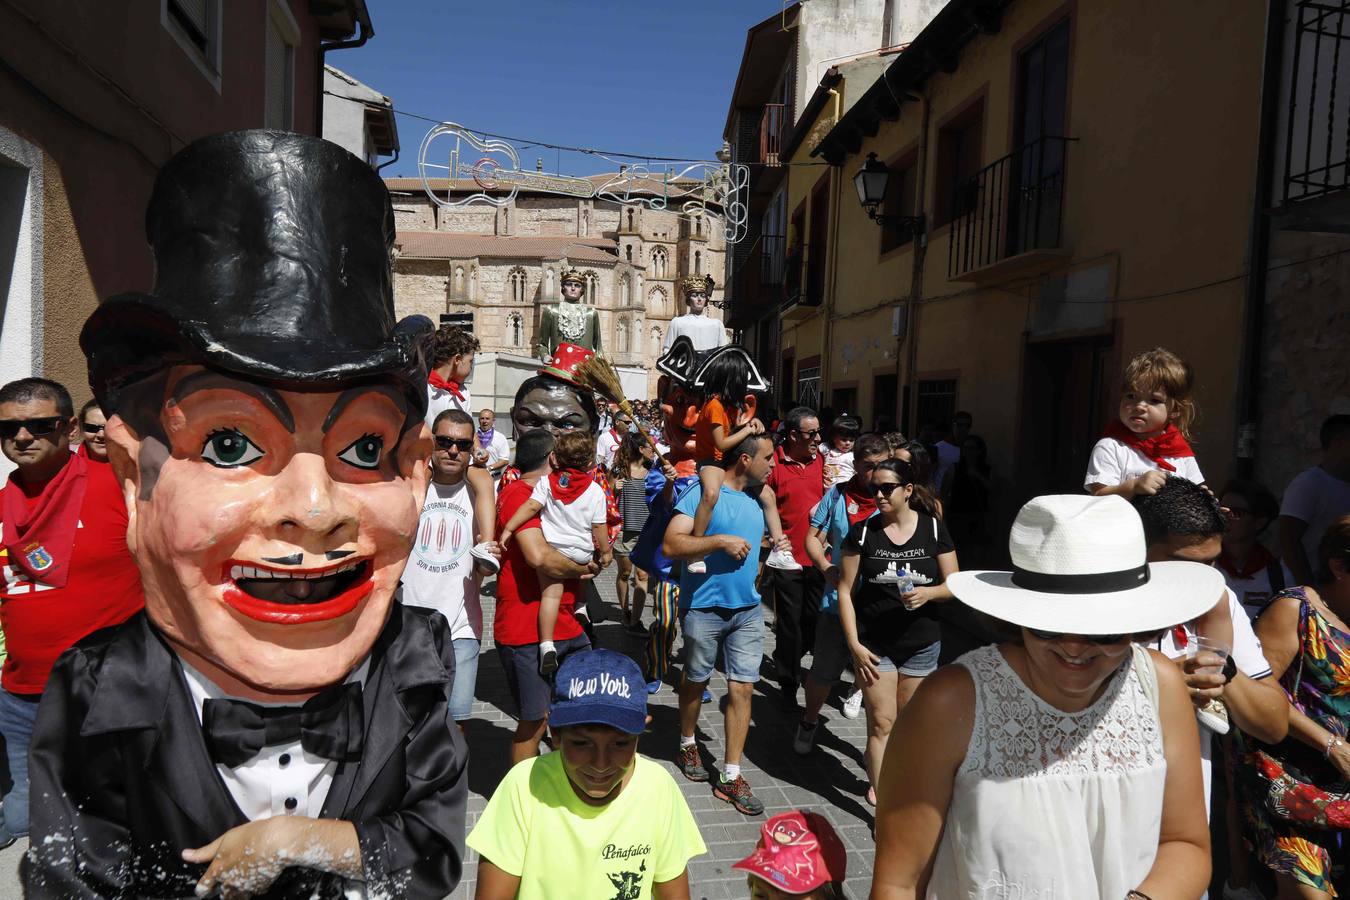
535, 267, 602, 360
27, 131, 468, 899
663, 273, 727, 353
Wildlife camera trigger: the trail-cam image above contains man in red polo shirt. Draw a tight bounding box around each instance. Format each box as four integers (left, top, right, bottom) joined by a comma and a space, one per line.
0, 378, 143, 847
764, 406, 825, 709
494, 428, 600, 763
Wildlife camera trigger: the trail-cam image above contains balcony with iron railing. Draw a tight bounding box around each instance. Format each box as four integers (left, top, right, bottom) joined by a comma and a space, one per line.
1280, 0, 1350, 231
759, 103, 786, 167
948, 135, 1075, 281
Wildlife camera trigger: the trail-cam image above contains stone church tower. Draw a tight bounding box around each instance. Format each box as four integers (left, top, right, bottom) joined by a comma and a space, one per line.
385, 176, 728, 405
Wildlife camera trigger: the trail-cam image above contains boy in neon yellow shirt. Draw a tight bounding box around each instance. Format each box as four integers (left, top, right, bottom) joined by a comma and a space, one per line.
469, 649, 705, 899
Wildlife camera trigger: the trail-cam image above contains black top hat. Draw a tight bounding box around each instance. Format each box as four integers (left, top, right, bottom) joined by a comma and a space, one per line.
81, 130, 433, 416
656, 336, 768, 393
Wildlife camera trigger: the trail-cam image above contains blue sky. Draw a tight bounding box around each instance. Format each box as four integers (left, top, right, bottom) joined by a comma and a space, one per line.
335, 0, 775, 178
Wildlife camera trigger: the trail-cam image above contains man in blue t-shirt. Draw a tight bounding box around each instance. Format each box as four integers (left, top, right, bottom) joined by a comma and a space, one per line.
662, 432, 774, 816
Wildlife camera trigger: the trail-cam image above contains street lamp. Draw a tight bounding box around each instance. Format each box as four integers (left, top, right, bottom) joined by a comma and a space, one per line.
853, 152, 924, 238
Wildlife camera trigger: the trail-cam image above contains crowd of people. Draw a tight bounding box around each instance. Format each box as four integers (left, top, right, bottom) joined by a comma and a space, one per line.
0, 127, 1344, 900
0, 326, 1344, 898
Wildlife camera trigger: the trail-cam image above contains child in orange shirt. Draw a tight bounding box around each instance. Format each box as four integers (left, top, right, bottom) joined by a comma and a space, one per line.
687, 353, 795, 574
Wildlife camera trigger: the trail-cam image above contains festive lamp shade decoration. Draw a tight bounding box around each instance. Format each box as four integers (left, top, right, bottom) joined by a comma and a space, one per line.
854, 152, 890, 218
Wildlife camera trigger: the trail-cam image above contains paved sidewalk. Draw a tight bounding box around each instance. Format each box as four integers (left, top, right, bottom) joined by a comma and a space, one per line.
0, 573, 878, 899
453, 574, 877, 900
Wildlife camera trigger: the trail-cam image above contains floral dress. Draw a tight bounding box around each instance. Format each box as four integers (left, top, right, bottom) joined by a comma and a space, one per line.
1237, 587, 1350, 895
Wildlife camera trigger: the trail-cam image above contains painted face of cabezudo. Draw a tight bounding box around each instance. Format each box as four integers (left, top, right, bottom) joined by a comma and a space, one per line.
512, 384, 594, 438
106, 365, 431, 695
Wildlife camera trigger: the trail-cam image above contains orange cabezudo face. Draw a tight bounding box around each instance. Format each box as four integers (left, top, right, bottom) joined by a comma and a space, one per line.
108, 365, 430, 693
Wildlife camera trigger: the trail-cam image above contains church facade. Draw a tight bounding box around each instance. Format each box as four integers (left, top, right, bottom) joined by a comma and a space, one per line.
385, 176, 729, 398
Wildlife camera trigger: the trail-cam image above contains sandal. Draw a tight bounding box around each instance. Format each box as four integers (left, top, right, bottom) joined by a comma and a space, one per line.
866, 786, 877, 807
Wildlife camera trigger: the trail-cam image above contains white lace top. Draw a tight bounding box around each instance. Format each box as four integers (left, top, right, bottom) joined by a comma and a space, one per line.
926, 644, 1166, 900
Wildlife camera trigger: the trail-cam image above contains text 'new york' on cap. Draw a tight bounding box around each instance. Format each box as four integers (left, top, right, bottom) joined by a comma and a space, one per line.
548, 649, 647, 735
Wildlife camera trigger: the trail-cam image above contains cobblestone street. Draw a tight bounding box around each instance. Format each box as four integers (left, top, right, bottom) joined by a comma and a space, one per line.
0, 573, 877, 900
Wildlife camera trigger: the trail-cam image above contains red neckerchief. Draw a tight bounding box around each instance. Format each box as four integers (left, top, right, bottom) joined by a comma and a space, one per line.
1171, 626, 1189, 649
428, 371, 464, 402
1216, 543, 1277, 580
1103, 420, 1194, 472
75, 443, 107, 464
842, 480, 876, 525
2, 451, 88, 588
548, 467, 595, 504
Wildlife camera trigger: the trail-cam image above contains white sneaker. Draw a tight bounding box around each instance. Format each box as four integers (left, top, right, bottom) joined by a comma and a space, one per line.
766, 549, 802, 570
686, 559, 707, 574
1197, 697, 1231, 735
841, 687, 863, 719
470, 542, 500, 574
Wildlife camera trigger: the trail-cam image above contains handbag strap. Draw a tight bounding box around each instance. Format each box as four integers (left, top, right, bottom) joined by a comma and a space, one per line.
1132, 644, 1161, 718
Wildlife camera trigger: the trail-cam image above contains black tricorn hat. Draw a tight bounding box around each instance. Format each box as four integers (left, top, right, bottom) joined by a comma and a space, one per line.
81, 130, 433, 417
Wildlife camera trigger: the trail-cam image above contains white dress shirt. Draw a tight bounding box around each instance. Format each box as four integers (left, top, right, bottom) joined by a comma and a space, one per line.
180, 657, 370, 820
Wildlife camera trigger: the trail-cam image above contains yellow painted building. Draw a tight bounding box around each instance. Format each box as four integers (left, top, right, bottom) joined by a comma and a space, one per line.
785, 0, 1269, 502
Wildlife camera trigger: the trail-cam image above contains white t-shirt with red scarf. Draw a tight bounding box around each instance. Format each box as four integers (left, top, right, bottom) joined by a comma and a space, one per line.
528, 474, 607, 561
1084, 435, 1204, 490
595, 427, 623, 470
426, 375, 470, 431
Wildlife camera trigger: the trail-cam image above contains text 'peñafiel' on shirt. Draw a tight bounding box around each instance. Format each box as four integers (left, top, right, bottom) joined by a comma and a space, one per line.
466, 753, 706, 900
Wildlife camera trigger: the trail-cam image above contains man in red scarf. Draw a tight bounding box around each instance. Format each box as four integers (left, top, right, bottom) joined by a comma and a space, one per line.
794, 434, 891, 755
0, 377, 142, 847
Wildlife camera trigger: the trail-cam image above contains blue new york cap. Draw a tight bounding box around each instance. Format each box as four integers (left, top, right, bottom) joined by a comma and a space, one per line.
549, 649, 647, 734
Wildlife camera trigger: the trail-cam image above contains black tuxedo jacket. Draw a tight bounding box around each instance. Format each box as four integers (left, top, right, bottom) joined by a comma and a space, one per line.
26, 604, 468, 899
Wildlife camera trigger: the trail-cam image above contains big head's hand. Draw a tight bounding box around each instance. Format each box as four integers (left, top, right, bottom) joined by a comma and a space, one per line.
107, 365, 431, 698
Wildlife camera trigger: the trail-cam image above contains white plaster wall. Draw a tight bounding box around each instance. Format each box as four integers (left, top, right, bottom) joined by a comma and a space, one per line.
0, 126, 44, 479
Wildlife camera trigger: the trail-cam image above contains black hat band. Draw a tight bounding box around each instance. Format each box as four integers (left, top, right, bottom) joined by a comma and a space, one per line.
1010, 563, 1151, 594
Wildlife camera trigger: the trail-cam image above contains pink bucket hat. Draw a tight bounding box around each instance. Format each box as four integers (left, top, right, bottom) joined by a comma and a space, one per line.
732, 810, 846, 895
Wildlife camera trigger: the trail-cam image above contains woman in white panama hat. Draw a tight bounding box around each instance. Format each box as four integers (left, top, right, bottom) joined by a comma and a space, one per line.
869, 493, 1218, 900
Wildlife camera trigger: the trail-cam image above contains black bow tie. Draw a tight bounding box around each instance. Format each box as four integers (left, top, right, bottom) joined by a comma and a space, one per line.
201, 681, 364, 769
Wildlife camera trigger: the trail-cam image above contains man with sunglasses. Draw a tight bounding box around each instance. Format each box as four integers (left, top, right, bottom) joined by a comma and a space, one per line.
0, 377, 143, 848
764, 406, 826, 709
400, 409, 496, 733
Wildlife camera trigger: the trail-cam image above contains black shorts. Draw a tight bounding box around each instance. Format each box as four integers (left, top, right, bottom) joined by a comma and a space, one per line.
497, 634, 591, 722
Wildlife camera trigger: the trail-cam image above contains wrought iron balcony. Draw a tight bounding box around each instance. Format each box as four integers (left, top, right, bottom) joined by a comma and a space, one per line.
759, 103, 786, 167
948, 135, 1074, 280
1283, 1, 1350, 212
760, 234, 786, 287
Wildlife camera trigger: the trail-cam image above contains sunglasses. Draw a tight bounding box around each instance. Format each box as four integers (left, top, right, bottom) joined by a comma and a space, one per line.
871, 481, 904, 497
82, 422, 106, 434
434, 436, 475, 452
0, 417, 68, 440
1026, 627, 1129, 645
792, 429, 823, 441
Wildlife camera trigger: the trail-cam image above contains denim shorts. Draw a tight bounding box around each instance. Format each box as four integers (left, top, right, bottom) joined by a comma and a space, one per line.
680, 605, 764, 684
448, 638, 480, 722
876, 640, 941, 677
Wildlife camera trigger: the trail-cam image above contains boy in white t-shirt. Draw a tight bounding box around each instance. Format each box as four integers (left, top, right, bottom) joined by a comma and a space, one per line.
426, 325, 500, 573
1089, 348, 1233, 732
500, 431, 612, 675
